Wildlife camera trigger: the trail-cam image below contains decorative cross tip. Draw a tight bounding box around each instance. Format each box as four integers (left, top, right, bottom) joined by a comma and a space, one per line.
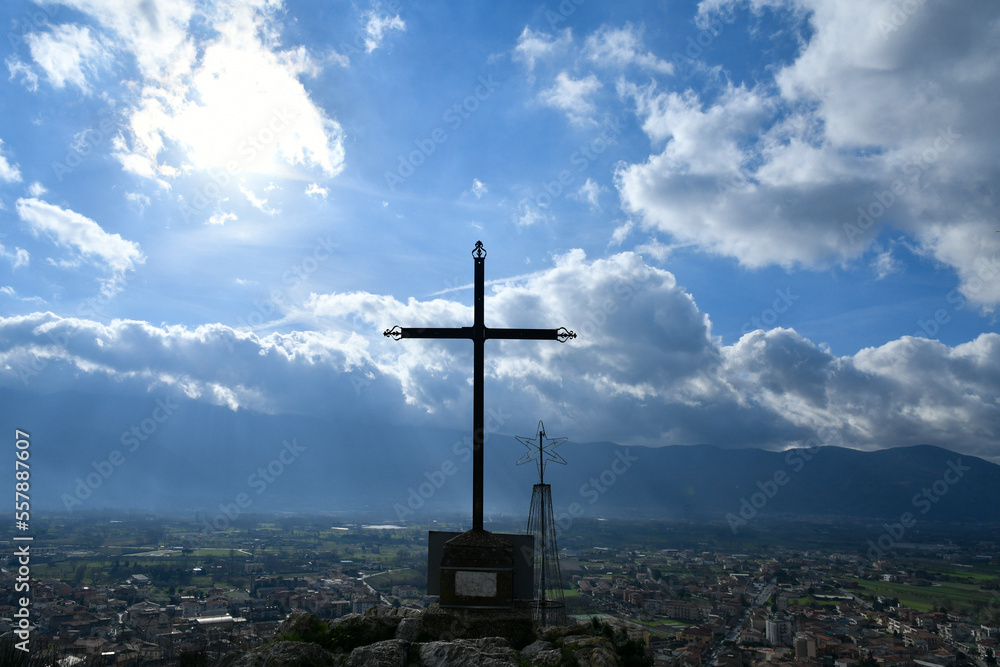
556, 327, 577, 343
383, 326, 402, 340
472, 240, 487, 259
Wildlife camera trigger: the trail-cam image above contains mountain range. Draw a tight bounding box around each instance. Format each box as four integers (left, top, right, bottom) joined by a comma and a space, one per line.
5, 388, 998, 527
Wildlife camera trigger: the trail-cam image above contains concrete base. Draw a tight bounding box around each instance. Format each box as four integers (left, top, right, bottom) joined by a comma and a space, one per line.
418, 601, 536, 650
439, 529, 514, 609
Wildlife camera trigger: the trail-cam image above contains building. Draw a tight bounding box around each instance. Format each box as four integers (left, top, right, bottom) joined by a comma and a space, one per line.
795, 632, 817, 659
766, 614, 794, 647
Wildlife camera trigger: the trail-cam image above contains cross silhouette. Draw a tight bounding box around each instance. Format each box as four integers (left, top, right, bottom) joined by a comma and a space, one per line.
385, 241, 575, 530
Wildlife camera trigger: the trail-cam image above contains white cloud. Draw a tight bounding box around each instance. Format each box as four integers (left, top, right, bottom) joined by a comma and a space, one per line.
871, 247, 900, 280
363, 8, 405, 53
25, 23, 107, 93
0, 242, 30, 269
516, 200, 549, 227
584, 24, 673, 74
471, 179, 488, 199
125, 192, 151, 210
27, 182, 47, 197
574, 178, 605, 209
616, 0, 1000, 307
74, 2, 348, 184
240, 185, 276, 214
539, 71, 602, 126
38, 0, 197, 82
15, 198, 144, 294
2, 252, 999, 456
207, 211, 237, 226
305, 183, 328, 199
5, 55, 39, 92
610, 220, 634, 246
0, 286, 44, 304
513, 27, 572, 71
0, 139, 23, 183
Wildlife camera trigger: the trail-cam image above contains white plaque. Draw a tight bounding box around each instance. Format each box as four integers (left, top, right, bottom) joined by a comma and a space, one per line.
454, 570, 497, 597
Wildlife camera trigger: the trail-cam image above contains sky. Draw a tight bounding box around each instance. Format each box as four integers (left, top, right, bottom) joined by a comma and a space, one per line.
1, 0, 1000, 473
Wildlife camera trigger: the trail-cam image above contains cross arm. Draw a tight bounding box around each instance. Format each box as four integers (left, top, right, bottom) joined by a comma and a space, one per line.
487, 326, 577, 342
383, 326, 472, 340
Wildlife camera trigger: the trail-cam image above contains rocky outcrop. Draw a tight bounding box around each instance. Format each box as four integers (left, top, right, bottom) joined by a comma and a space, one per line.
343, 638, 410, 667
217, 639, 336, 667
221, 607, 632, 667
419, 637, 520, 666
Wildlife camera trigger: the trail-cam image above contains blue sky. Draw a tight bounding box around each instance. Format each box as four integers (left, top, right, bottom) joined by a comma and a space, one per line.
2, 0, 999, 468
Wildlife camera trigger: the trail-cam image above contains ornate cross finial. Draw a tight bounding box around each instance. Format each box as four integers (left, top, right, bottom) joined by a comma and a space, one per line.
516, 420, 568, 484
556, 327, 576, 343
472, 240, 487, 258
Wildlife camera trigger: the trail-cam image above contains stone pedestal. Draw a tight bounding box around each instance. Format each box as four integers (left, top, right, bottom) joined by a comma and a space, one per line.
438, 529, 514, 609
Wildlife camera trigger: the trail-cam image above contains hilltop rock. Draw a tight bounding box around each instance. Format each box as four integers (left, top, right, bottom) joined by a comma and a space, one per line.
220, 606, 634, 667
343, 638, 410, 666
216, 639, 336, 667
419, 636, 519, 666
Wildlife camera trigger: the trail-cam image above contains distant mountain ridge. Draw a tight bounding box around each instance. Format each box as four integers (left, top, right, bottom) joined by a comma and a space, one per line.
4, 388, 998, 525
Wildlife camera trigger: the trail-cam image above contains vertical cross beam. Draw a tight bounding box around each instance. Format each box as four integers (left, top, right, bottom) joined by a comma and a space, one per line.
385, 241, 575, 531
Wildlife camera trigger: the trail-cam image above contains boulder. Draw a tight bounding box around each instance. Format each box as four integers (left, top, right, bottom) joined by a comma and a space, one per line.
216, 639, 336, 667
344, 638, 410, 667
520, 638, 562, 666
328, 605, 422, 652
419, 636, 519, 667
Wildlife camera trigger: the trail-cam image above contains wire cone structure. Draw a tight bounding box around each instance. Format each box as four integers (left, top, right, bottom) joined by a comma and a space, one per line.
526, 482, 566, 626
516, 420, 568, 626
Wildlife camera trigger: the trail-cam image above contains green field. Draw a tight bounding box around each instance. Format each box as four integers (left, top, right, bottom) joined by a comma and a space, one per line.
845, 577, 999, 615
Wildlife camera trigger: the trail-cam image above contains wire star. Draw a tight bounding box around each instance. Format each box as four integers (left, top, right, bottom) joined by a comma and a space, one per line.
515, 420, 568, 483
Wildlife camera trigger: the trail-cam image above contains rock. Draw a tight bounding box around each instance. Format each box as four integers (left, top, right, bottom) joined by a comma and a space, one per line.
277, 611, 333, 644
521, 639, 556, 660
417, 603, 536, 649
328, 606, 421, 651
521, 638, 562, 666
395, 616, 421, 642
575, 646, 620, 667
345, 638, 410, 667
559, 636, 621, 667
419, 637, 519, 667
530, 648, 564, 665
216, 639, 336, 667
561, 635, 615, 652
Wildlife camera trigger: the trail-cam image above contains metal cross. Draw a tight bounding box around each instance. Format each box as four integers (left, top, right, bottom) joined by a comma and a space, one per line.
384, 241, 576, 530
515, 420, 567, 485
